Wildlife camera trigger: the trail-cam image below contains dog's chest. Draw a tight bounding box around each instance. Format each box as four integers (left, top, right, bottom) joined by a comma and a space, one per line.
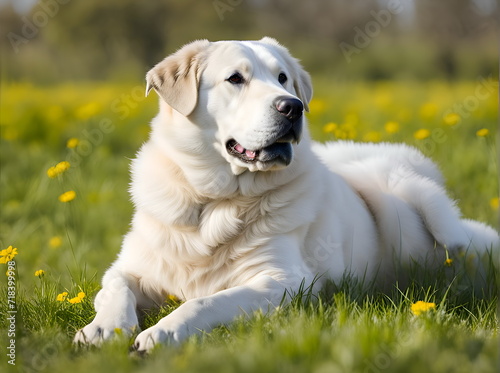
142, 197, 268, 299
197, 197, 261, 249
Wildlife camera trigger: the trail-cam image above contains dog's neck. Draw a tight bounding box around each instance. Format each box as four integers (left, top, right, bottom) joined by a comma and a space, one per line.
149, 105, 312, 198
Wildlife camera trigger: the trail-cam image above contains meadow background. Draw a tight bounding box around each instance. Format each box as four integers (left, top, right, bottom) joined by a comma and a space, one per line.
0, 1, 499, 372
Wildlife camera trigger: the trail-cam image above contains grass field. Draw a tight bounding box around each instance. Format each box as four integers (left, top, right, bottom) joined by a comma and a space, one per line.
0, 78, 499, 373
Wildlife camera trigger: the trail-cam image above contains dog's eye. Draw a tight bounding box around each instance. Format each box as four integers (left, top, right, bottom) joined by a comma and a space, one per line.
227, 73, 245, 85
278, 73, 287, 85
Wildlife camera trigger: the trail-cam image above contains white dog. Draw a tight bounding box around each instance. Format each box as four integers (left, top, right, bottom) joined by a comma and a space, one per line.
74, 37, 499, 352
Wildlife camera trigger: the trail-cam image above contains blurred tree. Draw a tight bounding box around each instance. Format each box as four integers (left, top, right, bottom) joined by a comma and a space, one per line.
0, 0, 497, 82
414, 0, 498, 79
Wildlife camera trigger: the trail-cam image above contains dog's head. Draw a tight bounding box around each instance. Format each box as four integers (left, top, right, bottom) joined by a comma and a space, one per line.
146, 37, 312, 175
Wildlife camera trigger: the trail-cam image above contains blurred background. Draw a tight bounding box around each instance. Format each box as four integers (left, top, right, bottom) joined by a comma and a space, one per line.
0, 0, 498, 83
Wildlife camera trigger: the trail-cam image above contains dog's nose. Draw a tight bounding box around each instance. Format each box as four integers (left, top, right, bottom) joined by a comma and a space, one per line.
274, 97, 303, 122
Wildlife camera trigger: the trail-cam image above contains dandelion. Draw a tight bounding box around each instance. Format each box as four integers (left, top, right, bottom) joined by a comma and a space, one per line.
58, 190, 76, 203
68, 292, 86, 304
47, 161, 71, 178
384, 121, 400, 134
443, 247, 453, 267
419, 102, 438, 119
411, 301, 436, 316
168, 294, 180, 302
56, 292, 68, 302
55, 161, 70, 173
66, 138, 80, 149
323, 122, 338, 133
476, 128, 489, 137
49, 236, 63, 249
0, 246, 18, 264
414, 129, 431, 140
34, 269, 45, 278
490, 197, 499, 210
47, 167, 58, 178
75, 102, 102, 120
443, 113, 460, 126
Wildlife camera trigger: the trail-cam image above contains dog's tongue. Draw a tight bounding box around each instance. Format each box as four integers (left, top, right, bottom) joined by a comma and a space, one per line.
235, 143, 245, 153
234, 142, 257, 159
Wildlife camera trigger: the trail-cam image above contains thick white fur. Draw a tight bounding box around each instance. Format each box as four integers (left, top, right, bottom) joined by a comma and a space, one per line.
74, 38, 499, 352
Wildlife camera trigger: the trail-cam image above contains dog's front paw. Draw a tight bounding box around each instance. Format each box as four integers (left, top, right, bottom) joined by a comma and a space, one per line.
133, 322, 188, 352
74, 322, 138, 346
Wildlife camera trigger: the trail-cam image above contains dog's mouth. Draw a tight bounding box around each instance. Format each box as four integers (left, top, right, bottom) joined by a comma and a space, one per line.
226, 140, 260, 162
226, 124, 302, 167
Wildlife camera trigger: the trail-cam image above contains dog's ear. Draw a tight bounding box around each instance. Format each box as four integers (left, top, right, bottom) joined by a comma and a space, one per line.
259, 37, 313, 112
146, 40, 210, 116
293, 68, 313, 112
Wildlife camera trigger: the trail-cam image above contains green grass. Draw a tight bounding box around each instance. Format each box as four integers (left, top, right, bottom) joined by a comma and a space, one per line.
0, 79, 498, 372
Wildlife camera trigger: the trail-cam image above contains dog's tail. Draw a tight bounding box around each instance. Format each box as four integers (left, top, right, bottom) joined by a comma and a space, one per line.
460, 218, 500, 252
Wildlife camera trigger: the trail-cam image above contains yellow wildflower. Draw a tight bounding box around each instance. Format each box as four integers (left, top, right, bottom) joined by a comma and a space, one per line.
419, 102, 438, 119
490, 197, 499, 210
444, 258, 453, 266
75, 102, 102, 120
414, 129, 431, 140
34, 269, 45, 277
68, 292, 86, 304
56, 292, 68, 302
58, 190, 76, 203
168, 294, 180, 302
323, 122, 338, 133
55, 161, 70, 173
363, 131, 382, 143
443, 113, 460, 126
47, 161, 71, 178
0, 246, 18, 264
411, 301, 436, 316
66, 138, 80, 149
384, 121, 400, 134
47, 167, 58, 178
49, 236, 63, 249
476, 128, 489, 137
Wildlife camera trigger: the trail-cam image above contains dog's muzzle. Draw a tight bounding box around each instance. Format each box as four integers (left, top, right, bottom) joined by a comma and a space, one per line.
226, 96, 303, 167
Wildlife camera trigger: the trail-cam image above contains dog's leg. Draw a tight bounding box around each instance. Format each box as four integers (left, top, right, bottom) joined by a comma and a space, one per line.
133, 275, 291, 352
73, 270, 142, 345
